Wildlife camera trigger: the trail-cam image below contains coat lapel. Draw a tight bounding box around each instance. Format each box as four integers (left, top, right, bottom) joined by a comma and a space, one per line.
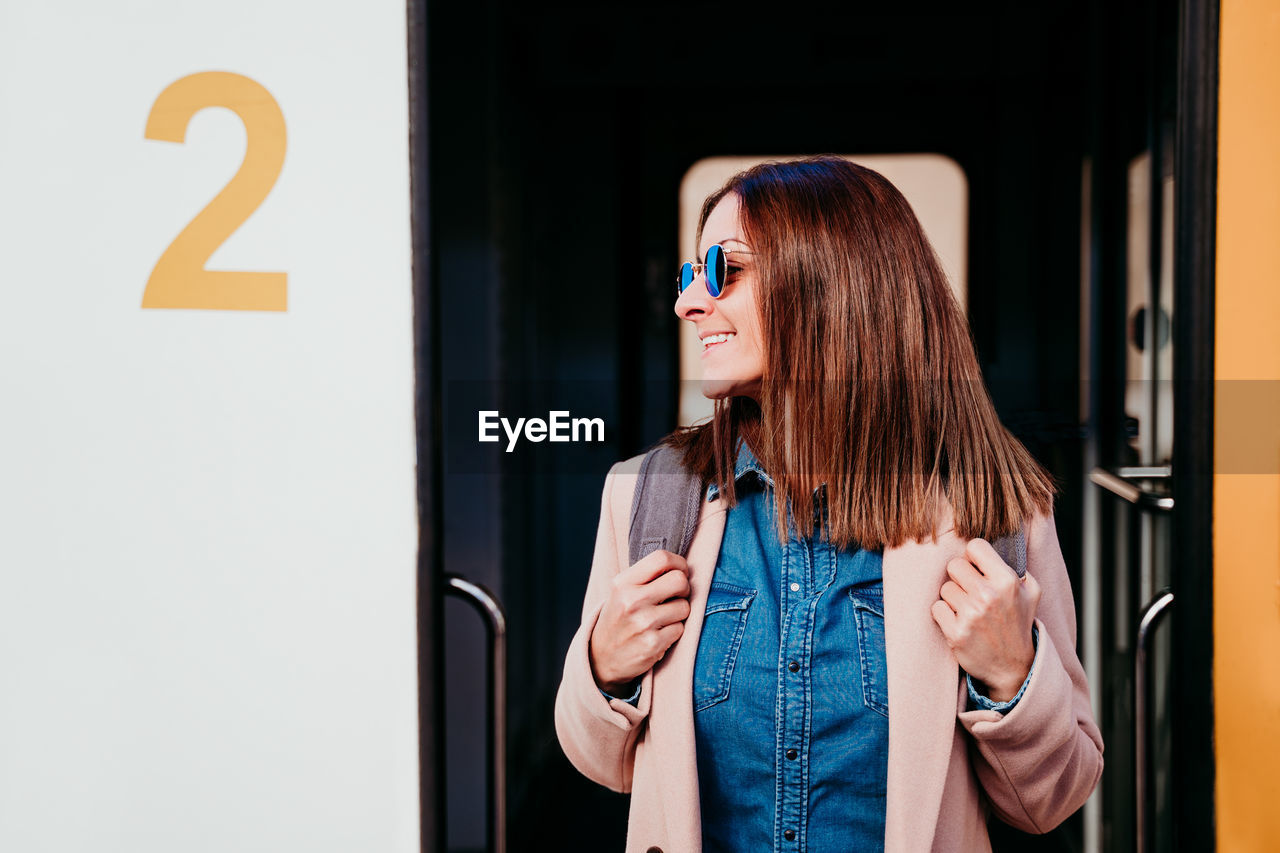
882, 519, 967, 852
651, 493, 727, 849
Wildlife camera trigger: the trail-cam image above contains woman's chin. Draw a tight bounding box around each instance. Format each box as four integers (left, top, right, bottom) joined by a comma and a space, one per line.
700, 377, 761, 401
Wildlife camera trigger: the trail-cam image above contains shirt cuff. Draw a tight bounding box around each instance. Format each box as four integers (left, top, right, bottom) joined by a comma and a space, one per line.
965, 625, 1039, 713
599, 682, 642, 706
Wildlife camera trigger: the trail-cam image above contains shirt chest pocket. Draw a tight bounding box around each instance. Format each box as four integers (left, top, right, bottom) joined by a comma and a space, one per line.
693, 583, 757, 713
848, 587, 889, 718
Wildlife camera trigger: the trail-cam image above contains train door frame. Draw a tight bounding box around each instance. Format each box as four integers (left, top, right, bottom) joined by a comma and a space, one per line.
1169, 0, 1216, 848
408, 0, 1222, 848
408, 0, 445, 848
1086, 0, 1217, 849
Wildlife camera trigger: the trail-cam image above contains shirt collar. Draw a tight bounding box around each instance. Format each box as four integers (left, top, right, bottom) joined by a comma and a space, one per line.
706, 438, 774, 501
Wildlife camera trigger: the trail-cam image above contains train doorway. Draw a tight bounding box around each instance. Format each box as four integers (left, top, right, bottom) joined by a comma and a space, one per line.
416, 1, 1218, 850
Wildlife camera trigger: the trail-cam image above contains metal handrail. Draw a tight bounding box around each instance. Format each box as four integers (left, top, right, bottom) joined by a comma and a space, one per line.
445, 575, 507, 853
1135, 590, 1174, 853
1089, 467, 1175, 512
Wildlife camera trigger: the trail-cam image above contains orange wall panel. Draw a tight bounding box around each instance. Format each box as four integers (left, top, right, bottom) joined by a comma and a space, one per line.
1215, 0, 1280, 849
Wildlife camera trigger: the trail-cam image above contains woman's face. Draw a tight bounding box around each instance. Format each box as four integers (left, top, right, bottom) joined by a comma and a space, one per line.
674, 193, 766, 401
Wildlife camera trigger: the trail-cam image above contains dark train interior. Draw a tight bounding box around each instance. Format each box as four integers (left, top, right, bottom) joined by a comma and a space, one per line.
417, 0, 1211, 850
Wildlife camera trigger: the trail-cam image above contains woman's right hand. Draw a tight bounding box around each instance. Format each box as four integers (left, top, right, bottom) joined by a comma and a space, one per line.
589, 549, 692, 696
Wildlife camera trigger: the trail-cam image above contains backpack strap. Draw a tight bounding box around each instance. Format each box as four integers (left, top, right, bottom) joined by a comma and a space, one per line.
991, 524, 1028, 578
628, 444, 705, 565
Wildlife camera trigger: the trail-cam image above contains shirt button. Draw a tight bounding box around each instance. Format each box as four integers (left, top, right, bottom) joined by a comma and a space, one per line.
789, 582, 800, 592
784, 829, 797, 841
786, 748, 798, 760
788, 660, 800, 672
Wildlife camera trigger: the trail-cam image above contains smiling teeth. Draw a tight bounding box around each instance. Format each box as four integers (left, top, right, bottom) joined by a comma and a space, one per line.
703, 333, 736, 347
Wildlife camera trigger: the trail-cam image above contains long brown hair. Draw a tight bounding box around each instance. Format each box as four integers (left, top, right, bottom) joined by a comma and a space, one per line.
667, 156, 1055, 548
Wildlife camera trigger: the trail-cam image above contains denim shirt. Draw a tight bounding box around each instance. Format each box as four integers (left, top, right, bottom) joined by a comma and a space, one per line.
693, 443, 889, 852
598, 444, 1037, 848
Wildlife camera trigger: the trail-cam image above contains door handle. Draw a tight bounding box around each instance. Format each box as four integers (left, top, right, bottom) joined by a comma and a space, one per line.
1135, 590, 1173, 853
445, 575, 507, 853
1089, 466, 1175, 512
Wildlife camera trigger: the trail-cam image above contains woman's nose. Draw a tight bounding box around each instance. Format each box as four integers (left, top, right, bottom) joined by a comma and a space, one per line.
674, 272, 714, 321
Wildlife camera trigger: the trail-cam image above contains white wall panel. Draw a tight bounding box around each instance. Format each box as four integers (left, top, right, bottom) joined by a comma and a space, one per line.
0, 3, 419, 851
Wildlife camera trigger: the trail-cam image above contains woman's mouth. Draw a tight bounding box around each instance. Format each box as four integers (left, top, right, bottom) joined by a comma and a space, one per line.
701, 332, 736, 355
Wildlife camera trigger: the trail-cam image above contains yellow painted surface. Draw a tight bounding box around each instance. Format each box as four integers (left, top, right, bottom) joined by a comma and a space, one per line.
1216, 1, 1280, 848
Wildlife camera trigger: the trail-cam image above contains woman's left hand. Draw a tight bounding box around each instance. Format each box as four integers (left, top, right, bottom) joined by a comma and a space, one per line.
930, 538, 1041, 703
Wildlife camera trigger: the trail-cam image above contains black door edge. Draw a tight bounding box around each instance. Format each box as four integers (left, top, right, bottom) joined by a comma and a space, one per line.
1171, 0, 1217, 849
409, 0, 445, 848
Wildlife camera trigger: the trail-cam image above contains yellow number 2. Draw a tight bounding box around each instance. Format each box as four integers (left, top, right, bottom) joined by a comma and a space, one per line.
143, 72, 287, 311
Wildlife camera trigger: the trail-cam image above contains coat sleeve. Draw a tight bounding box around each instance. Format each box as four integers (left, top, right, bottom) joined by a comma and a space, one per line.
957, 511, 1105, 833
553, 461, 654, 793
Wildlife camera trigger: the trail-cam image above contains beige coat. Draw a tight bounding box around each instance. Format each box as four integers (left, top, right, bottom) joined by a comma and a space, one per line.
555, 455, 1104, 852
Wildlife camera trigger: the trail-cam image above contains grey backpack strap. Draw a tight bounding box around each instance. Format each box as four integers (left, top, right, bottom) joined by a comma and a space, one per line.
628, 444, 705, 565
991, 524, 1028, 579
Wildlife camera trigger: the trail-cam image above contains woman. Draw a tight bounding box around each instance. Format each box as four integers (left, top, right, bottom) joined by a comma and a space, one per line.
555, 157, 1102, 852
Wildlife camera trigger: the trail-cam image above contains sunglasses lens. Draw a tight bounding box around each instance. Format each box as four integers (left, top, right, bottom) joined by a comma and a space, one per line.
679, 262, 694, 293
705, 245, 724, 297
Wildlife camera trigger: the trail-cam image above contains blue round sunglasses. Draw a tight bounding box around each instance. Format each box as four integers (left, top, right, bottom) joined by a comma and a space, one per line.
676, 244, 752, 298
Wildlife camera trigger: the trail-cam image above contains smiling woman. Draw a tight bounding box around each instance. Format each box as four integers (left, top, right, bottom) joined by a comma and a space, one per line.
555, 156, 1102, 853
673, 193, 766, 401
675, 154, 969, 428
